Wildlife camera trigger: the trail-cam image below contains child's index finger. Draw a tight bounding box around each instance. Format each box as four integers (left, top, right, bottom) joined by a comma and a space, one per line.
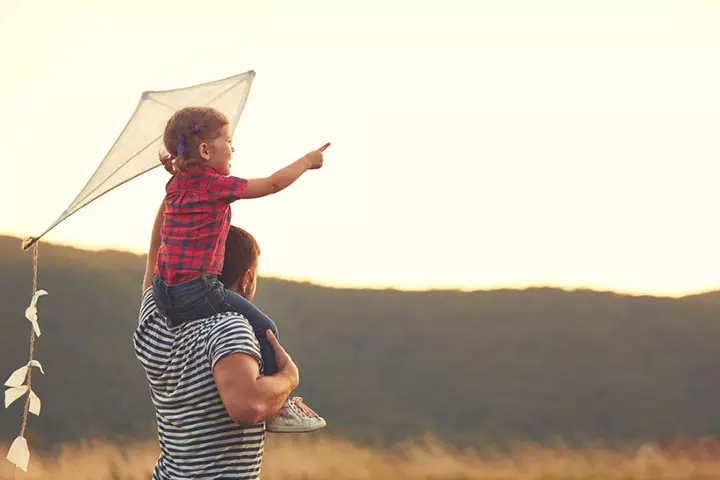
319, 142, 331, 152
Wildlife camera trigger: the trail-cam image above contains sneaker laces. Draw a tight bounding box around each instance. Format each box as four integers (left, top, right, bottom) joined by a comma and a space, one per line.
289, 397, 319, 418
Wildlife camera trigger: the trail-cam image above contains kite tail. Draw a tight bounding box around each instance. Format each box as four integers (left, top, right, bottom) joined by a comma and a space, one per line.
6, 243, 46, 474
19, 244, 39, 437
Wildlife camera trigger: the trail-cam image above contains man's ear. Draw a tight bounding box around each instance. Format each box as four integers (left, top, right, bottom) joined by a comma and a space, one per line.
226, 270, 251, 296
241, 269, 254, 295
226, 275, 243, 295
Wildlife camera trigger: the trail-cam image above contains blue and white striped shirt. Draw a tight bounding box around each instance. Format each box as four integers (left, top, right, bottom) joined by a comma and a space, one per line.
134, 288, 265, 479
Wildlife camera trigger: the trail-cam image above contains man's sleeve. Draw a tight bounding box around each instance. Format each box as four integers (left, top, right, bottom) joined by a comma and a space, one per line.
206, 315, 263, 370
209, 175, 248, 203
138, 287, 158, 325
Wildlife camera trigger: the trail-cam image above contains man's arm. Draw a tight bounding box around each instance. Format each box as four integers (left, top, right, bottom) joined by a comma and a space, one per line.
142, 200, 165, 294
243, 143, 330, 199
214, 330, 299, 425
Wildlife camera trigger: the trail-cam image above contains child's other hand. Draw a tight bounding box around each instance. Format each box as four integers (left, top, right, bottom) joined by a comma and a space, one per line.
305, 143, 331, 170
158, 151, 176, 174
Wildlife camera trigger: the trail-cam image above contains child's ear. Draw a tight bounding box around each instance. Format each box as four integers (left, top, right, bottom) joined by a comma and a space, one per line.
199, 142, 211, 161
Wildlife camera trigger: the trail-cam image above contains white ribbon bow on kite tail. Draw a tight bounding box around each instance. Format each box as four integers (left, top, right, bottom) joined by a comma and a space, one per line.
25, 290, 47, 337
4, 360, 45, 413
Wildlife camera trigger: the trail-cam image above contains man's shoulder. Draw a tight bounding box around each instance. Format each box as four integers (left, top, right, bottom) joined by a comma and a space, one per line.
204, 311, 258, 345
205, 311, 262, 371
138, 288, 255, 332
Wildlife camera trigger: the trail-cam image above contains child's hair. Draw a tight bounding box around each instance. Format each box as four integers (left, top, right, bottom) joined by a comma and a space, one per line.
162, 107, 230, 173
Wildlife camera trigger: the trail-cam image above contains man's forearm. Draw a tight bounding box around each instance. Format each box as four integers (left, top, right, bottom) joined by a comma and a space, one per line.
250, 370, 297, 422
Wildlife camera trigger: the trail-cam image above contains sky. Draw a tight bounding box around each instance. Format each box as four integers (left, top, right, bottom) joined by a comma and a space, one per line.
0, 0, 719, 296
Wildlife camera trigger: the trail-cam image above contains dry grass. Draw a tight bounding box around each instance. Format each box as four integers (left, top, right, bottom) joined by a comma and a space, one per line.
2, 436, 720, 479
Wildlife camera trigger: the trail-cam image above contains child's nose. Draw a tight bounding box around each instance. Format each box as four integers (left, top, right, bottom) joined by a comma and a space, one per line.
231, 147, 235, 153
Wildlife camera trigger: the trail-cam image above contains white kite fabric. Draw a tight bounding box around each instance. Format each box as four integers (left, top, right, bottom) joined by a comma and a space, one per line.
9, 70, 256, 473
22, 69, 256, 250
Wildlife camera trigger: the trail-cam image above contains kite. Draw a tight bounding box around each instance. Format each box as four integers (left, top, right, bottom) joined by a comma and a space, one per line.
6, 70, 256, 472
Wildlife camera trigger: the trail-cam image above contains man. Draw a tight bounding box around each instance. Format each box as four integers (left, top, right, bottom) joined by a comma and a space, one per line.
134, 203, 318, 479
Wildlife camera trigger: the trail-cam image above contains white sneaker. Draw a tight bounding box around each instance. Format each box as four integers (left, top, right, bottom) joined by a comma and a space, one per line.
266, 397, 327, 433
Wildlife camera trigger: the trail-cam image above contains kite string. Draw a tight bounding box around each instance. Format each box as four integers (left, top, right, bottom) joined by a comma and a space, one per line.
13, 243, 38, 480
19, 243, 39, 438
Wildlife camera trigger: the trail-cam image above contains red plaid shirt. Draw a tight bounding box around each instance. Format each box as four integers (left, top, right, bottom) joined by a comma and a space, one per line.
155, 165, 248, 285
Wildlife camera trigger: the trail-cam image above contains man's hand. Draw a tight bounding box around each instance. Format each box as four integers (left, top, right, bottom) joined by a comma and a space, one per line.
267, 329, 299, 388
305, 143, 331, 170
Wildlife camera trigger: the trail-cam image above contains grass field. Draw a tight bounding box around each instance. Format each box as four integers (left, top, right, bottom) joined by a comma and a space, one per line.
3, 436, 720, 479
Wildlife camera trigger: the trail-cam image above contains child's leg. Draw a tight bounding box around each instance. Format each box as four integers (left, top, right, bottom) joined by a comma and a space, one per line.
208, 286, 279, 375
152, 275, 218, 327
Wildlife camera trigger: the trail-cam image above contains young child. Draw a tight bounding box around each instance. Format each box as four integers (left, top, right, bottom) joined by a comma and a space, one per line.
153, 106, 328, 433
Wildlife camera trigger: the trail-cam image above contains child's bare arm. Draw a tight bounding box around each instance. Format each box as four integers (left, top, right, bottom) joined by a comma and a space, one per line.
142, 199, 165, 294
243, 157, 310, 199
243, 143, 330, 199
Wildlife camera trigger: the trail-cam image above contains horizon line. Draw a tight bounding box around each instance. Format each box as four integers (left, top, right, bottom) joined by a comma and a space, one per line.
1, 233, 718, 300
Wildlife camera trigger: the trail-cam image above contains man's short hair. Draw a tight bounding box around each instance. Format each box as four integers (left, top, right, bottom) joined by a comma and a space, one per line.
220, 226, 261, 287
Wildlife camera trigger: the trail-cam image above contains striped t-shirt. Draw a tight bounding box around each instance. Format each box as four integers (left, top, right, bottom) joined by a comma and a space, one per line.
133, 288, 266, 479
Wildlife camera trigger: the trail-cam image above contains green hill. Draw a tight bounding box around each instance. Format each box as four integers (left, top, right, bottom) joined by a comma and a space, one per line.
2, 235, 720, 449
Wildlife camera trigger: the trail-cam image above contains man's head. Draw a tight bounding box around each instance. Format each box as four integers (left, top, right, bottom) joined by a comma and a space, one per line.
220, 226, 261, 300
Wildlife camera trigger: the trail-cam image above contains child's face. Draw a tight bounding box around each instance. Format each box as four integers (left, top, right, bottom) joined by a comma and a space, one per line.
205, 125, 234, 176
